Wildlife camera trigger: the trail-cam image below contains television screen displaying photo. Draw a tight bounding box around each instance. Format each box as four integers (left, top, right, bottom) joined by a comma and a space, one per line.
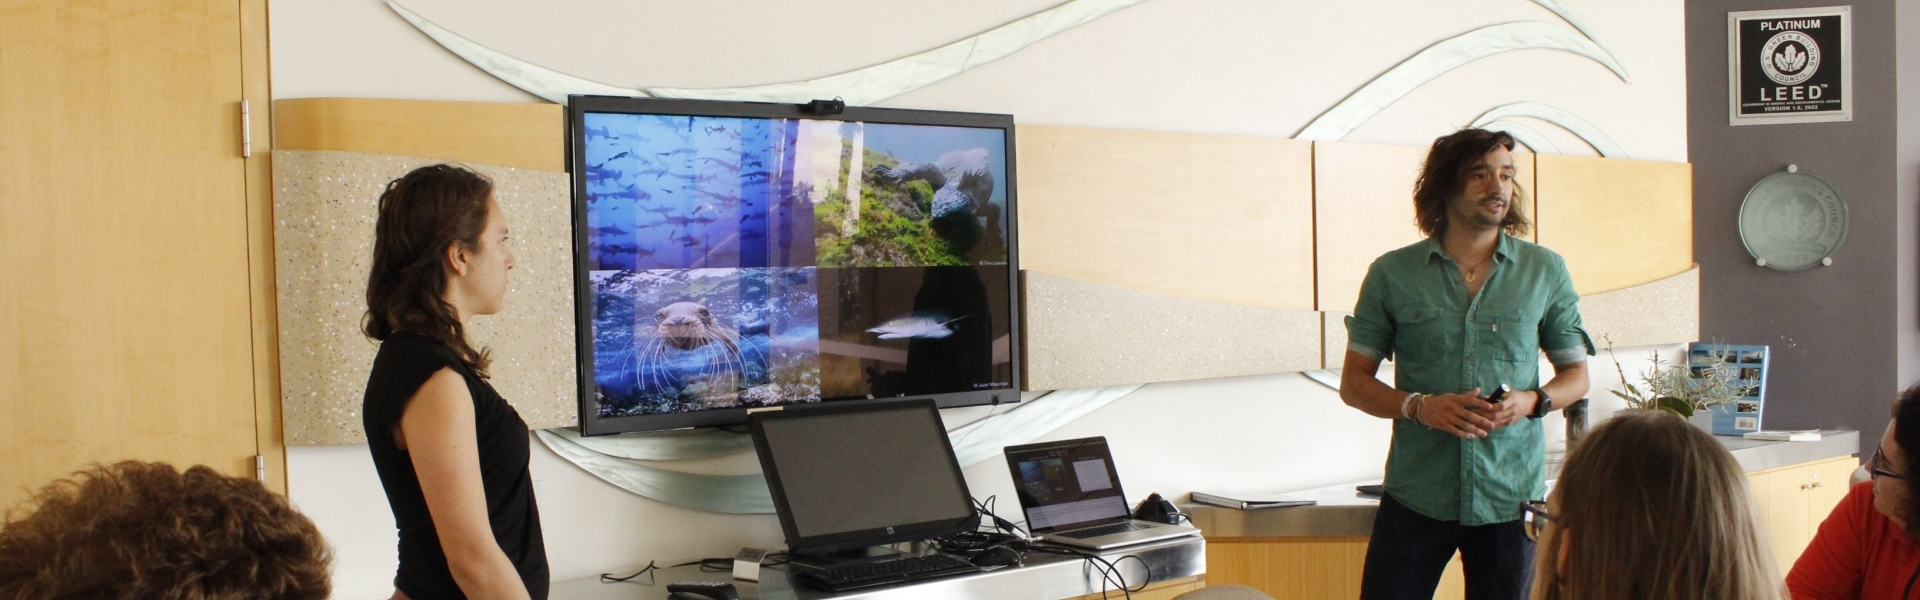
570, 96, 1020, 435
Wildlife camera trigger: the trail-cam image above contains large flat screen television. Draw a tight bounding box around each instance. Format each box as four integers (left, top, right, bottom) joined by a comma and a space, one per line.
568, 95, 1020, 435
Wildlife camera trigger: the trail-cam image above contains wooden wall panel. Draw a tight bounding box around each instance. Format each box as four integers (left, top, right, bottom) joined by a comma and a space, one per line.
1018, 125, 1316, 311
1315, 142, 1425, 314
275, 97, 565, 172
1535, 155, 1693, 295
1314, 142, 1536, 313
1, 0, 261, 507
266, 100, 1697, 425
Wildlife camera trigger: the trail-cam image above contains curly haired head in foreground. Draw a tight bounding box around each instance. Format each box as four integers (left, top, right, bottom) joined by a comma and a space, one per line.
0, 461, 331, 600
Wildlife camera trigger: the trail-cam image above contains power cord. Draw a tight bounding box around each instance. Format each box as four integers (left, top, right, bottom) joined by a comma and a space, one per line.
600, 552, 793, 583
972, 495, 1030, 538
600, 560, 658, 583
1016, 542, 1150, 600
948, 397, 1010, 456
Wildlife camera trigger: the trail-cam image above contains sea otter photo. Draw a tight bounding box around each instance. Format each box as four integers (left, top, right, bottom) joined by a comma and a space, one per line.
588, 268, 821, 417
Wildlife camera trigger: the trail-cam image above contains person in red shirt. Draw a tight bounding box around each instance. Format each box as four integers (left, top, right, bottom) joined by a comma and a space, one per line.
1788, 385, 1920, 599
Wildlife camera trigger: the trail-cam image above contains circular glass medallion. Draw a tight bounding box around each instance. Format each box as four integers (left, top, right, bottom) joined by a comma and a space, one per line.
1738, 171, 1847, 271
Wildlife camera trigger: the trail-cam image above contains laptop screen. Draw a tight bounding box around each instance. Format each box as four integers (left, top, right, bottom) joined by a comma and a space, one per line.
1004, 437, 1130, 531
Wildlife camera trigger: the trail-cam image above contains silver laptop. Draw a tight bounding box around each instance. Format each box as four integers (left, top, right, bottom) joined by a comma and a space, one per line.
1003, 436, 1201, 550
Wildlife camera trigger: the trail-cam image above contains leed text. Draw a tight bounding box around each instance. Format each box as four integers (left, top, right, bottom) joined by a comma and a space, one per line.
1761, 86, 1824, 101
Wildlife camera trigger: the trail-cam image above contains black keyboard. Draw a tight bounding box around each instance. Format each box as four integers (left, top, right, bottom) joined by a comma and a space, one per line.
798, 553, 980, 592
1056, 521, 1156, 539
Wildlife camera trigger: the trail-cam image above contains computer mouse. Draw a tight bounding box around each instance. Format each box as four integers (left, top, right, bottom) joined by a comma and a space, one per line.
970, 546, 1024, 568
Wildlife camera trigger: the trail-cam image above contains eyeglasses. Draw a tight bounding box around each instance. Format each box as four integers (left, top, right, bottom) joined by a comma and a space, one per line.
1521, 501, 1552, 541
1872, 447, 1906, 480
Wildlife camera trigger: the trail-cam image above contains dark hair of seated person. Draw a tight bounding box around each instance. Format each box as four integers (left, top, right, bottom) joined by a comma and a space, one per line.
0, 460, 331, 600
1893, 383, 1920, 539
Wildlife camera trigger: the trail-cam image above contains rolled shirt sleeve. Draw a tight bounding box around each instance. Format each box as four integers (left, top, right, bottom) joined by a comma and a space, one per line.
1538, 254, 1594, 366
1345, 260, 1395, 362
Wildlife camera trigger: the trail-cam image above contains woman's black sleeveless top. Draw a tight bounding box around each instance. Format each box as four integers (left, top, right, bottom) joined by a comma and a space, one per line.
363, 332, 549, 599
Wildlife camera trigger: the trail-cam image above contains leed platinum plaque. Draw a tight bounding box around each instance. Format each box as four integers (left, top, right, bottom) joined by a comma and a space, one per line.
1738, 168, 1846, 272
1728, 6, 1851, 125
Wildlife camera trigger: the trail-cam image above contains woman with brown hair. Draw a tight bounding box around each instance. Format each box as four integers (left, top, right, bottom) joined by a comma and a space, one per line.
1529, 409, 1783, 600
1787, 384, 1920, 599
362, 164, 547, 599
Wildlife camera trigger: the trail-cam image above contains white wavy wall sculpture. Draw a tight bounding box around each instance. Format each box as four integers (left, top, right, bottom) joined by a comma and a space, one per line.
1292, 22, 1628, 143
1471, 102, 1627, 158
390, 0, 1635, 156
384, 0, 1151, 107
381, 0, 1646, 510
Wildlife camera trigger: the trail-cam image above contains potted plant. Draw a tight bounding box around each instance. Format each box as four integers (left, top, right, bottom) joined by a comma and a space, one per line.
1603, 335, 1753, 419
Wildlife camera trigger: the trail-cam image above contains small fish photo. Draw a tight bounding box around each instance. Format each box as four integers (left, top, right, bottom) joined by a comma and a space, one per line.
581, 112, 817, 271
815, 266, 1009, 400
1739, 349, 1765, 364
1736, 401, 1760, 414
868, 312, 968, 340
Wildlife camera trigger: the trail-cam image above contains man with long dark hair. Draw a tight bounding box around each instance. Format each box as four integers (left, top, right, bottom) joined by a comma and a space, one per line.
1338, 128, 1593, 599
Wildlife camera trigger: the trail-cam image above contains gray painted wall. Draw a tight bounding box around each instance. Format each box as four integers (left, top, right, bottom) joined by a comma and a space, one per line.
1900, 0, 1920, 390
1687, 0, 1898, 453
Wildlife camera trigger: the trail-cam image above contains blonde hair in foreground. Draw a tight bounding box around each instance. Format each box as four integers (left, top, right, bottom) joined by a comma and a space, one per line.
1532, 410, 1784, 600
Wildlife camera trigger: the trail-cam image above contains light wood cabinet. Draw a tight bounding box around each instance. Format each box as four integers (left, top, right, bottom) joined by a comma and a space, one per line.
1202, 454, 1856, 599
1205, 537, 1464, 600
1750, 455, 1859, 571
0, 0, 279, 508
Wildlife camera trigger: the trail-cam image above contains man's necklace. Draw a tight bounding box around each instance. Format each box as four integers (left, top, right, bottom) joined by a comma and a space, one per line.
1461, 256, 1493, 283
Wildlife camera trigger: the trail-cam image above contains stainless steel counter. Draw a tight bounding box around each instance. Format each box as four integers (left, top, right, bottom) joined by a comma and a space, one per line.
550, 534, 1205, 600
1189, 430, 1859, 539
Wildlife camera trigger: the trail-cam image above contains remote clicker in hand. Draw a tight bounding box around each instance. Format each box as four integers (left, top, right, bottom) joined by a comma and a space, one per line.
1486, 384, 1511, 403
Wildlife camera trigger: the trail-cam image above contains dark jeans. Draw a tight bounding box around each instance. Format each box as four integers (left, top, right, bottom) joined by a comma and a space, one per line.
1358, 493, 1534, 600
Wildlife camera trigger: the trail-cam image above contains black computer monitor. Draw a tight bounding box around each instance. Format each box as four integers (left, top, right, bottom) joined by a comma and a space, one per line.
749, 399, 977, 559
567, 95, 1023, 437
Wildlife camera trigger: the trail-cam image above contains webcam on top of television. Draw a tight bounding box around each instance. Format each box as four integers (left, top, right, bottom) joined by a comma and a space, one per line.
803, 98, 846, 115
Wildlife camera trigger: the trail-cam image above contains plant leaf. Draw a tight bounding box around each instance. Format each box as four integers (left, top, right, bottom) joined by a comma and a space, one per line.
1656, 397, 1694, 417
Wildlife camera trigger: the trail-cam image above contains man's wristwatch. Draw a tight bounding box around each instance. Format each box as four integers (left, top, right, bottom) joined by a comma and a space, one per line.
1528, 389, 1552, 419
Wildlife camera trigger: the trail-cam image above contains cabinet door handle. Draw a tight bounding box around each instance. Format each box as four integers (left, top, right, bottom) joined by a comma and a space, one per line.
1800, 484, 1811, 490
1810, 482, 1823, 489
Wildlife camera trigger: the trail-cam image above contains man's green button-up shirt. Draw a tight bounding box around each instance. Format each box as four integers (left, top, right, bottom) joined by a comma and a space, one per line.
1344, 234, 1594, 526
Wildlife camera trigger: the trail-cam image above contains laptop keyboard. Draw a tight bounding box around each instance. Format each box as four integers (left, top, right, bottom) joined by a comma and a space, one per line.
1057, 521, 1157, 539
798, 554, 980, 592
